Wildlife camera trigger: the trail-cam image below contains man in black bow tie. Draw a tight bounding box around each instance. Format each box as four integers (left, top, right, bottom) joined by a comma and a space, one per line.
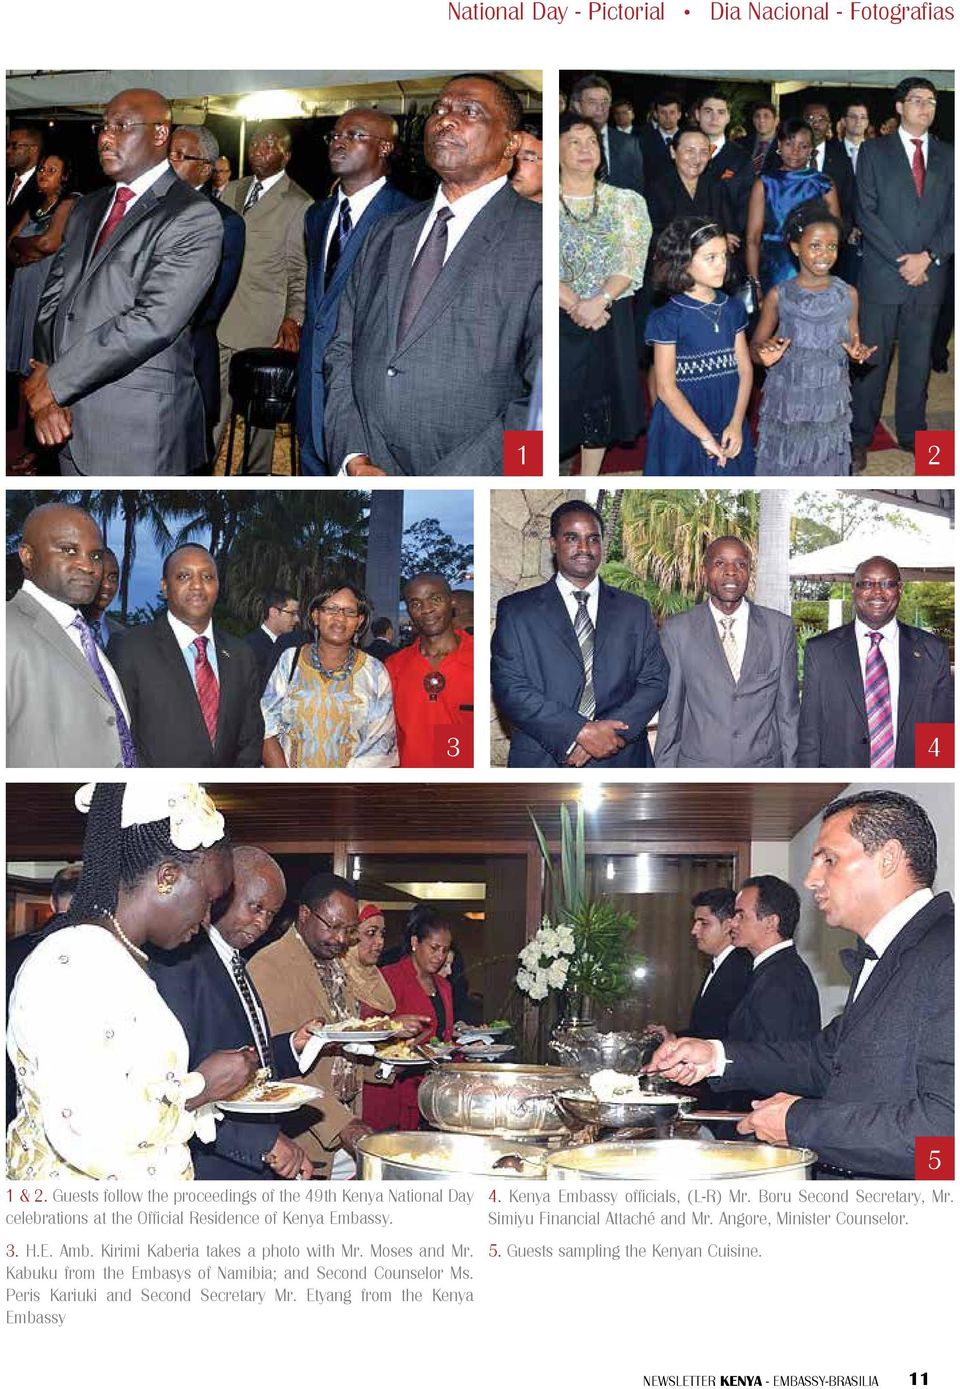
647, 790, 953, 1178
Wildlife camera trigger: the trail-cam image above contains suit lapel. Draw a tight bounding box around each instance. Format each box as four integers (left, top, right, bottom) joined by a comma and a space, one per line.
212, 628, 234, 755
385, 203, 432, 353
701, 602, 737, 687
324, 184, 397, 303
20, 592, 110, 703
310, 195, 338, 306
81, 174, 170, 283
78, 187, 114, 273
836, 625, 868, 729
593, 581, 615, 661
154, 619, 211, 746
897, 623, 922, 735
739, 605, 771, 682
542, 580, 582, 661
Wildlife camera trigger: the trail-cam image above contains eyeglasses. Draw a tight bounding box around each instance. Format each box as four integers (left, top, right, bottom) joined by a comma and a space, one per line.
903, 96, 937, 108
278, 606, 301, 618
324, 129, 374, 145
7, 141, 38, 151
854, 579, 900, 591
94, 120, 164, 137
305, 905, 351, 933
170, 153, 212, 165
318, 603, 361, 619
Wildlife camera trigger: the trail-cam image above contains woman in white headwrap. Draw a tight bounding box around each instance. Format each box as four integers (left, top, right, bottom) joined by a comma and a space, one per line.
6, 783, 257, 1181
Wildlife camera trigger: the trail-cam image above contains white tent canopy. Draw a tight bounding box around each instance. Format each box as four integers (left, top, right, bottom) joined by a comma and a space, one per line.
789, 536, 955, 583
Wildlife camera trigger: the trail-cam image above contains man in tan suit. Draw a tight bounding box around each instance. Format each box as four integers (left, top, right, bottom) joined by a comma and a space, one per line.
248, 871, 373, 1177
216, 121, 311, 473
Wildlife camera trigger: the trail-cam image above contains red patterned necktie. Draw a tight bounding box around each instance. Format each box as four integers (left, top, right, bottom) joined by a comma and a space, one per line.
8, 175, 22, 206
865, 632, 894, 768
192, 636, 220, 745
910, 139, 926, 197
94, 186, 136, 256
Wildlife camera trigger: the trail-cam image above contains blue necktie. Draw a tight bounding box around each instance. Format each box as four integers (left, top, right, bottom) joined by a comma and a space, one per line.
324, 198, 352, 289
71, 615, 138, 767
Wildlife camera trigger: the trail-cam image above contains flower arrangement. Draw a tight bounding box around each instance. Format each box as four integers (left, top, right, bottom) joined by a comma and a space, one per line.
516, 801, 644, 1009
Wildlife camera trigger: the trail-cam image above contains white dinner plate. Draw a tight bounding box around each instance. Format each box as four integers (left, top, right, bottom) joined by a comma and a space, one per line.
309, 1025, 395, 1044
218, 1082, 325, 1116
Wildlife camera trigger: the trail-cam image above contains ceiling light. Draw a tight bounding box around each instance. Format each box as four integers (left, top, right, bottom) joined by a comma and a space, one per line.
579, 785, 605, 812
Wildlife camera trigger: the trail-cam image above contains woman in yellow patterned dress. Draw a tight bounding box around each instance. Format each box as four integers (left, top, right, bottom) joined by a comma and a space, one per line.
261, 582, 397, 768
6, 783, 256, 1181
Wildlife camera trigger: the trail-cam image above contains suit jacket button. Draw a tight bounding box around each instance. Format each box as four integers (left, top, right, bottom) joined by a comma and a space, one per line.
832, 1062, 842, 1075
386, 367, 398, 377
106, 716, 116, 726
66, 312, 75, 321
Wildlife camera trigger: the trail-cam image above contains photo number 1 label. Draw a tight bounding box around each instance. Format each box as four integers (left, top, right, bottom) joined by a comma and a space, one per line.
914, 430, 954, 475
914, 723, 954, 768
914, 1136, 954, 1180
432, 723, 474, 767
503, 430, 543, 476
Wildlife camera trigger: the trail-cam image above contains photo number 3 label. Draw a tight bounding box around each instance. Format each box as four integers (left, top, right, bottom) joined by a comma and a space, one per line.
432, 723, 474, 766
503, 430, 543, 476
914, 723, 954, 768
914, 430, 954, 475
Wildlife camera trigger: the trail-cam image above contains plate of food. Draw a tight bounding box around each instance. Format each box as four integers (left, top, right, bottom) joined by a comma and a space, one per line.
218, 1077, 325, 1116
373, 1041, 434, 1068
454, 1020, 512, 1039
455, 1042, 515, 1059
308, 1016, 401, 1045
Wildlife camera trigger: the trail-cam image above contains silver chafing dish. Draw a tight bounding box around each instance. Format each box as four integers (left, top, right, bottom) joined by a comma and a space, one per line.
548, 1028, 661, 1075
418, 1063, 580, 1139
357, 1131, 547, 1180
544, 1139, 817, 1182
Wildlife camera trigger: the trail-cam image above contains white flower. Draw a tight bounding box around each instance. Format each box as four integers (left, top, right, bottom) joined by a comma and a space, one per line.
516, 967, 537, 994
528, 974, 549, 1001
518, 943, 540, 971
545, 958, 569, 989
555, 925, 575, 954
75, 782, 225, 851
538, 927, 561, 958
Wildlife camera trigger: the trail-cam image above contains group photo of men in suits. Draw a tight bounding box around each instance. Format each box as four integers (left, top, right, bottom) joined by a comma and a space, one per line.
558, 69, 953, 477
5, 69, 542, 477
6, 490, 474, 769
490, 489, 954, 769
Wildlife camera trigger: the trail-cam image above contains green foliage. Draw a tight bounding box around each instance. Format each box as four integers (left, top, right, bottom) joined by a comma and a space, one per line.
400, 517, 473, 585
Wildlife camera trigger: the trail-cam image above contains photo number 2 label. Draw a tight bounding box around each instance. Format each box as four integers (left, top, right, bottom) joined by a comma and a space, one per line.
503, 430, 543, 476
914, 430, 954, 476
914, 1136, 954, 1180
432, 723, 474, 767
914, 723, 954, 768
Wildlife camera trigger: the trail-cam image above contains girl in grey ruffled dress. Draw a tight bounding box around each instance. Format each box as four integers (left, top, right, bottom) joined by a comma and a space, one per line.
752, 203, 876, 476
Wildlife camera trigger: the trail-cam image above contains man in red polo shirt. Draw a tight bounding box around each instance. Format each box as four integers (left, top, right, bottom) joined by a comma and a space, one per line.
386, 572, 474, 767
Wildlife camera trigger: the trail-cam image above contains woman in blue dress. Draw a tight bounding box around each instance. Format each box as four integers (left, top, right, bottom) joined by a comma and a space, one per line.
744, 119, 840, 296
644, 216, 755, 476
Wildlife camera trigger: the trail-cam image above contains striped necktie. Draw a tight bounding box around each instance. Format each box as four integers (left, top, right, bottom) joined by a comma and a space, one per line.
573, 591, 596, 719
865, 632, 894, 767
231, 952, 275, 1076
243, 179, 264, 213
192, 636, 220, 745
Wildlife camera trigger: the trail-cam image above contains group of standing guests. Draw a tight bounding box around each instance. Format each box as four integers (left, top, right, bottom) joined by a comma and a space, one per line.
6, 782, 466, 1181
6, 74, 542, 477
5, 503, 473, 771
559, 74, 954, 476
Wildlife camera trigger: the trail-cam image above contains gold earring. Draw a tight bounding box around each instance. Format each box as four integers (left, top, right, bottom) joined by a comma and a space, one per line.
158, 882, 173, 896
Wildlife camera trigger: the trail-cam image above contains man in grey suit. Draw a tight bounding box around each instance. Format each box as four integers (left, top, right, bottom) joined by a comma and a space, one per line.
7, 505, 136, 768
216, 122, 311, 473
25, 88, 223, 474
324, 73, 541, 477
655, 537, 799, 768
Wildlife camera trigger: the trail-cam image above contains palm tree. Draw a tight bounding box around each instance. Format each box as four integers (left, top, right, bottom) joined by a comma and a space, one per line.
621, 490, 760, 599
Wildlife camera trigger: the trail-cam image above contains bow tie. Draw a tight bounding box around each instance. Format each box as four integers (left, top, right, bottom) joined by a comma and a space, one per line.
840, 939, 879, 976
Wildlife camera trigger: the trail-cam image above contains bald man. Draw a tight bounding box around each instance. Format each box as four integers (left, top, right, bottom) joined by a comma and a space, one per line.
150, 846, 318, 1180
28, 87, 223, 475
297, 108, 414, 473
7, 505, 135, 767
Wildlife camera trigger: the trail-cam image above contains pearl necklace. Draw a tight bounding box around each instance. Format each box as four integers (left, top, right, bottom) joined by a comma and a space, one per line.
97, 908, 148, 964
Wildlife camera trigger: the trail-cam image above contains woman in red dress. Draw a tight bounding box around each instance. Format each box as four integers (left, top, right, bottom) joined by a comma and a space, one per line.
370, 907, 456, 1132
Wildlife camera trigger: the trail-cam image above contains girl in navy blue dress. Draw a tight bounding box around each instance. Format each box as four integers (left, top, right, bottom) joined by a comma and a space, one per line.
645, 217, 756, 475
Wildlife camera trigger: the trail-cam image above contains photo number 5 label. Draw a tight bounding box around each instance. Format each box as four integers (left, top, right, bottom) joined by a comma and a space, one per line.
914, 1136, 954, 1180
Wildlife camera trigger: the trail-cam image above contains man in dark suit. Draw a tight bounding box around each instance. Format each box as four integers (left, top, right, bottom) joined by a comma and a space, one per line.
80, 547, 127, 650
110, 544, 263, 767
245, 588, 302, 692
7, 504, 135, 768
492, 500, 669, 768
26, 88, 223, 474
655, 536, 800, 768
297, 108, 414, 474
150, 846, 315, 1180
851, 76, 954, 463
169, 124, 246, 468
735, 101, 780, 176
679, 888, 752, 1040
569, 74, 644, 195
365, 616, 399, 665
726, 876, 821, 1047
638, 91, 683, 189
799, 555, 953, 769
698, 91, 752, 243
6, 125, 43, 234
325, 73, 541, 478
649, 791, 953, 1178
802, 101, 855, 237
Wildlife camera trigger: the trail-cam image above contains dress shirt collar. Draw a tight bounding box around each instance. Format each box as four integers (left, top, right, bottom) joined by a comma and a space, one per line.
167, 608, 215, 651
708, 596, 749, 621
709, 134, 726, 155
250, 168, 285, 197
21, 577, 80, 627
863, 887, 934, 959
338, 174, 385, 222
431, 173, 506, 223
710, 944, 736, 971
898, 126, 929, 161
116, 160, 171, 198
854, 616, 899, 648
206, 925, 235, 967
260, 622, 279, 643
556, 572, 600, 605
15, 165, 38, 189
752, 938, 794, 969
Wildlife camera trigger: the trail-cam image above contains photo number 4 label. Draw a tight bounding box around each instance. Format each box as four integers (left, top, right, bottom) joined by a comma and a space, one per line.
432, 723, 474, 767
914, 430, 954, 475
914, 723, 954, 768
914, 1136, 954, 1180
503, 430, 543, 476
